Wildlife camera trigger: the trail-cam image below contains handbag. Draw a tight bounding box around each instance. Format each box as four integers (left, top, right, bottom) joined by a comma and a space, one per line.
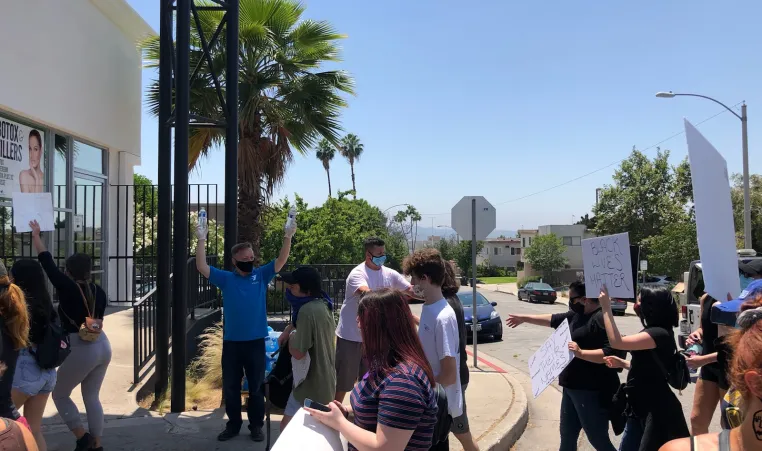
62, 283, 103, 342
651, 349, 690, 391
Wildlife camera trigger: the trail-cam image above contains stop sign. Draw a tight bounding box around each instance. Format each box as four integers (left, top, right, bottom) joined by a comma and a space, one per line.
451, 196, 496, 241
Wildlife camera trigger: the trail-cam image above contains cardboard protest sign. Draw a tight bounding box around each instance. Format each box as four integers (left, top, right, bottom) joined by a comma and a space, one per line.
582, 233, 634, 299
685, 119, 741, 301
529, 319, 574, 398
12, 192, 54, 233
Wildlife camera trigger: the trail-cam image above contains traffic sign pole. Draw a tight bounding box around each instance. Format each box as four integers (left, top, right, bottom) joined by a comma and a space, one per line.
471, 198, 478, 368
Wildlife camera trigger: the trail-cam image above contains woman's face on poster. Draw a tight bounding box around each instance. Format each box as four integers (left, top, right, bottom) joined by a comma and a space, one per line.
28, 135, 41, 170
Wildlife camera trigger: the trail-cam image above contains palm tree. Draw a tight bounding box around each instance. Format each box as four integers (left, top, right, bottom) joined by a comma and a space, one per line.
315, 139, 336, 198
142, 0, 354, 261
340, 134, 363, 198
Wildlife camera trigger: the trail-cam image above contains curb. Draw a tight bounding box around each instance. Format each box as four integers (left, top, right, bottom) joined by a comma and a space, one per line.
465, 349, 529, 451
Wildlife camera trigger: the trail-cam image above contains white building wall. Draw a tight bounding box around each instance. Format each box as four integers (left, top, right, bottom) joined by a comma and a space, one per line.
0, 0, 152, 302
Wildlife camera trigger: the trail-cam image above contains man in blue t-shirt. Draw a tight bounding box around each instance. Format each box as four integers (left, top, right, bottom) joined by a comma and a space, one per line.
196, 218, 296, 442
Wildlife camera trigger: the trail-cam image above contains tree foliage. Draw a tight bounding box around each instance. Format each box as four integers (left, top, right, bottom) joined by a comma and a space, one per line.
730, 173, 762, 251
524, 234, 567, 275
593, 149, 692, 244
428, 238, 484, 278
259, 195, 408, 270
393, 206, 422, 253
642, 221, 699, 279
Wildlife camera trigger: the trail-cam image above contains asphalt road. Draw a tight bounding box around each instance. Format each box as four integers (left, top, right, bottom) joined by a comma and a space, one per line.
412, 289, 722, 450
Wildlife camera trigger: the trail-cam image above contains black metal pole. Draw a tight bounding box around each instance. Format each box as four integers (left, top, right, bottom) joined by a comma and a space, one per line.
224, 0, 240, 269
171, 0, 190, 413
155, 0, 173, 401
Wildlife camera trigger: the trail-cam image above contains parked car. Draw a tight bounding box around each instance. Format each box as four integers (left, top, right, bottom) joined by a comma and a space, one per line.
517, 282, 557, 304
610, 298, 628, 316
458, 290, 502, 341
640, 275, 675, 287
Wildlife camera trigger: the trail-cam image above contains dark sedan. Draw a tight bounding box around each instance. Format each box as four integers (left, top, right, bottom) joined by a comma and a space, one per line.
458, 290, 503, 341
517, 282, 557, 304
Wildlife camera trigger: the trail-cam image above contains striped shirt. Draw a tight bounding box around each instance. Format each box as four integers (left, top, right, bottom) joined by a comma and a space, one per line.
349, 363, 438, 450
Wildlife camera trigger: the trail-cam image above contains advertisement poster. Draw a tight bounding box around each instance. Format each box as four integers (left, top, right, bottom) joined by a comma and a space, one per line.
0, 116, 46, 198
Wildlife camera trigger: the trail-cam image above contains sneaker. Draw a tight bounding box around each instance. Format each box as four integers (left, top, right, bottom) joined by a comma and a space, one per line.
74, 433, 93, 451
217, 427, 239, 442
250, 428, 264, 442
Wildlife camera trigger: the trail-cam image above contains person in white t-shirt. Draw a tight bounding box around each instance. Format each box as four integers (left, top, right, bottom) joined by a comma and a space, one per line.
333, 237, 413, 402
403, 248, 463, 450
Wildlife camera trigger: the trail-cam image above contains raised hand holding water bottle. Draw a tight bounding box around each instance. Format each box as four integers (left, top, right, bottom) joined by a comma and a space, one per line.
197, 207, 208, 241
284, 205, 297, 238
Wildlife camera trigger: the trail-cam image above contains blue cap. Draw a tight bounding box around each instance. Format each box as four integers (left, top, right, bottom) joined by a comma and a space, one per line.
711, 279, 762, 326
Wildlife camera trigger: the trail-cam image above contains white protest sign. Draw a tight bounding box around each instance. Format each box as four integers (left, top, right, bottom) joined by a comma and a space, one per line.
528, 319, 574, 398
685, 119, 741, 300
0, 116, 46, 197
11, 192, 55, 233
272, 408, 347, 451
582, 233, 634, 299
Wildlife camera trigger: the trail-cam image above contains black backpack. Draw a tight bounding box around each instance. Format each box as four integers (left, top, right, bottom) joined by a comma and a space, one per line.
31, 314, 71, 369
652, 349, 690, 391
265, 344, 293, 409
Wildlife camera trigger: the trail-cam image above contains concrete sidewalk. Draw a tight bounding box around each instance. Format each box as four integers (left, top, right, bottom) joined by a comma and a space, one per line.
42, 347, 528, 450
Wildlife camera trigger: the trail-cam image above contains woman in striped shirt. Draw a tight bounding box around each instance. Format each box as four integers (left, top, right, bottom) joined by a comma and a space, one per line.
305, 288, 438, 450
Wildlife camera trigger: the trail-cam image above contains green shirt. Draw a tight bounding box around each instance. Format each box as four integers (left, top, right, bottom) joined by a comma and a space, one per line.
290, 299, 337, 405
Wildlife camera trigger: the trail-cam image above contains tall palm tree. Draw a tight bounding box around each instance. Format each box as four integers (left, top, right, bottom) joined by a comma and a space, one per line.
142, 0, 354, 261
340, 134, 363, 198
315, 139, 336, 198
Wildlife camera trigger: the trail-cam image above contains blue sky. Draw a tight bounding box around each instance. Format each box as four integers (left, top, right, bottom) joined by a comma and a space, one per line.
127, 0, 762, 232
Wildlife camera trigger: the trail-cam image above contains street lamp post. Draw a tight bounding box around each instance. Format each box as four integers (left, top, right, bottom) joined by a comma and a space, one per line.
656, 91, 752, 250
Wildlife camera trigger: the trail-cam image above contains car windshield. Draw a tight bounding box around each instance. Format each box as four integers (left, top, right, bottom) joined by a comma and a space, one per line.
533, 283, 553, 291
458, 293, 490, 306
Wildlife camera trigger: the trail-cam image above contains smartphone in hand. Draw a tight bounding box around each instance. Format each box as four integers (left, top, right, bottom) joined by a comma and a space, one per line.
304, 398, 331, 413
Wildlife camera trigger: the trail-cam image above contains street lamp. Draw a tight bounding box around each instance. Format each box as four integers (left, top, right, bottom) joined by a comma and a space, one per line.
656, 91, 751, 249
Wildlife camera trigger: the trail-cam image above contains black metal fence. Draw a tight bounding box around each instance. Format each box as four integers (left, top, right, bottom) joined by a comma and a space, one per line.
266, 264, 356, 315
134, 256, 221, 383
110, 183, 221, 304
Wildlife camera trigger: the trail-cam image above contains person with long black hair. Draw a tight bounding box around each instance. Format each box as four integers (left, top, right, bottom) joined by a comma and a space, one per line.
30, 221, 109, 451
10, 259, 58, 451
599, 285, 689, 451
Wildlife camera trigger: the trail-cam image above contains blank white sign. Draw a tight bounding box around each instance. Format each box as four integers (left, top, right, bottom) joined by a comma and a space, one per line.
11, 192, 54, 233
685, 119, 741, 301
272, 408, 348, 451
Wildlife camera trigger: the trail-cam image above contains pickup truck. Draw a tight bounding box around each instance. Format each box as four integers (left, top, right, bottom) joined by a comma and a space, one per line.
677, 250, 761, 349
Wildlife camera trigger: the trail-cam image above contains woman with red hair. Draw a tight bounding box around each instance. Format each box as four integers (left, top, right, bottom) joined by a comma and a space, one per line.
661, 284, 762, 450
306, 288, 438, 450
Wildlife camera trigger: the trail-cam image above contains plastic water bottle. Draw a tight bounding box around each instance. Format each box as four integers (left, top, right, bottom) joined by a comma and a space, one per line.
198, 207, 207, 229
685, 343, 703, 375
285, 206, 297, 230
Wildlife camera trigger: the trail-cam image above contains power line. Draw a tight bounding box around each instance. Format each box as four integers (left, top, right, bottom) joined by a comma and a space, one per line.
420, 102, 743, 217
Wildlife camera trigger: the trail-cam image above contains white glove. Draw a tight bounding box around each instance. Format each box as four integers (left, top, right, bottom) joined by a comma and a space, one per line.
196, 222, 208, 241
285, 218, 297, 238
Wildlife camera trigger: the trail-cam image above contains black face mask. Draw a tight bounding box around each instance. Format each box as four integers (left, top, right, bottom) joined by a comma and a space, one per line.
235, 260, 254, 273
570, 301, 586, 315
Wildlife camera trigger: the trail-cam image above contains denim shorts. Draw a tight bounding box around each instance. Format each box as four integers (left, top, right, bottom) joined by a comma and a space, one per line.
12, 348, 57, 396
284, 394, 302, 417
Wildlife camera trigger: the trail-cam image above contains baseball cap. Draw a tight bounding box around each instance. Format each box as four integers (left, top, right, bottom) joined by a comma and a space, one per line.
277, 266, 322, 296
739, 259, 762, 277
711, 279, 762, 326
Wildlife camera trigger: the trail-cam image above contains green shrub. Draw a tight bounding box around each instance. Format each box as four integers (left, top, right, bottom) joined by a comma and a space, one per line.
517, 276, 541, 288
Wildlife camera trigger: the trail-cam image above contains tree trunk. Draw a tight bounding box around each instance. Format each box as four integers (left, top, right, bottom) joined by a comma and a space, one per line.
326, 168, 332, 198
350, 160, 356, 199
237, 170, 265, 264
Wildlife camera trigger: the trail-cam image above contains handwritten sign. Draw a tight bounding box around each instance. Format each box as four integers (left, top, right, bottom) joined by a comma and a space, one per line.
528, 319, 574, 398
11, 192, 54, 233
272, 408, 347, 451
582, 232, 634, 299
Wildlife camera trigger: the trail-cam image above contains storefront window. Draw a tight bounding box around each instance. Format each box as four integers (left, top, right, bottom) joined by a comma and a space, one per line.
73, 140, 104, 174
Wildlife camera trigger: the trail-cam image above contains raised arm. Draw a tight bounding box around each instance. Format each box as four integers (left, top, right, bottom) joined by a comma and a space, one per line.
505, 313, 553, 328
274, 219, 296, 272
30, 221, 71, 288
599, 285, 656, 351
195, 224, 211, 279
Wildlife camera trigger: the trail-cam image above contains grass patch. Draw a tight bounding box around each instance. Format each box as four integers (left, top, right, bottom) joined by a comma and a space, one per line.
479, 276, 517, 284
